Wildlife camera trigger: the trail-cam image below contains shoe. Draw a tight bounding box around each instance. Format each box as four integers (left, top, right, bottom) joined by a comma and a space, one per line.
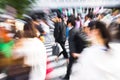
59, 76, 69, 80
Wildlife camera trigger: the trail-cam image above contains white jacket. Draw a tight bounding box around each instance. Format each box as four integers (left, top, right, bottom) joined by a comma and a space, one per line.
13, 38, 47, 80
70, 43, 120, 80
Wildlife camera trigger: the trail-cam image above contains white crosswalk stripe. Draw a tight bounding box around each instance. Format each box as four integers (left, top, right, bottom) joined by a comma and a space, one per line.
44, 37, 69, 80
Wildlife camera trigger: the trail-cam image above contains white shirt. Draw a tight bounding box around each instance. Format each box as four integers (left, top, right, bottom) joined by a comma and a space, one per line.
13, 38, 47, 80
70, 43, 120, 80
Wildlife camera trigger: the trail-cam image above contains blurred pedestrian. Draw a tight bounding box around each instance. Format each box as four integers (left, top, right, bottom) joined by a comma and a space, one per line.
63, 17, 87, 80
12, 18, 47, 80
70, 21, 113, 80
83, 13, 94, 36
40, 17, 51, 42
32, 16, 45, 42
75, 16, 82, 29
52, 13, 69, 61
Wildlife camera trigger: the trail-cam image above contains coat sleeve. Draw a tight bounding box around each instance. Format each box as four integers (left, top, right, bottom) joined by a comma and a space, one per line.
69, 28, 77, 54
54, 23, 60, 42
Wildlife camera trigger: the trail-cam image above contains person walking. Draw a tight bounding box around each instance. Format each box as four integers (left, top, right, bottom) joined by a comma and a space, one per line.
63, 18, 87, 80
53, 13, 69, 61
70, 21, 120, 80
12, 18, 47, 80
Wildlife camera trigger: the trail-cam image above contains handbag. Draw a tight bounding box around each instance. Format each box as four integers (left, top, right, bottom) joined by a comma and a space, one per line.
52, 43, 63, 56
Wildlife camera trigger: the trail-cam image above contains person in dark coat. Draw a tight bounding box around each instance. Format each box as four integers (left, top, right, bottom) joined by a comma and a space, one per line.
53, 13, 69, 60
63, 18, 87, 80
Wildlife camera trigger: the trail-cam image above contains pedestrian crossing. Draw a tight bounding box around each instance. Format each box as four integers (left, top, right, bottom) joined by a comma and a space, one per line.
44, 40, 69, 80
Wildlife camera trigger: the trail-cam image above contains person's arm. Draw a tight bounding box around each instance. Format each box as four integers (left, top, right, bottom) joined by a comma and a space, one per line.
72, 53, 80, 58
69, 28, 77, 55
54, 23, 60, 42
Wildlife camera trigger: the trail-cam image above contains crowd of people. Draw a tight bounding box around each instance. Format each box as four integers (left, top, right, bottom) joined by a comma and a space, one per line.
0, 15, 48, 80
0, 8, 120, 80
52, 9, 120, 80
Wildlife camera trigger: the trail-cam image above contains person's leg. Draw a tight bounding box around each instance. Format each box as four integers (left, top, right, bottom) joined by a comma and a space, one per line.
63, 56, 75, 80
55, 42, 68, 62
59, 42, 68, 59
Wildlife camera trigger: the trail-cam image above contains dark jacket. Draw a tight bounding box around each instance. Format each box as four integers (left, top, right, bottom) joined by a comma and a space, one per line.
54, 21, 66, 43
69, 27, 87, 55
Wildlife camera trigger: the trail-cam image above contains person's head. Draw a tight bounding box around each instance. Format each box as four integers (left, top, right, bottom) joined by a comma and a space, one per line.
51, 12, 59, 22
85, 13, 94, 20
97, 13, 106, 20
23, 18, 37, 38
57, 14, 63, 22
32, 15, 40, 25
108, 22, 120, 42
68, 14, 76, 20
67, 18, 76, 27
112, 9, 120, 16
88, 21, 111, 48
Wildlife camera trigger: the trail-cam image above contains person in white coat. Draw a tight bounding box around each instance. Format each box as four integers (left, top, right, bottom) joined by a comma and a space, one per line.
12, 18, 47, 80
70, 21, 120, 80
